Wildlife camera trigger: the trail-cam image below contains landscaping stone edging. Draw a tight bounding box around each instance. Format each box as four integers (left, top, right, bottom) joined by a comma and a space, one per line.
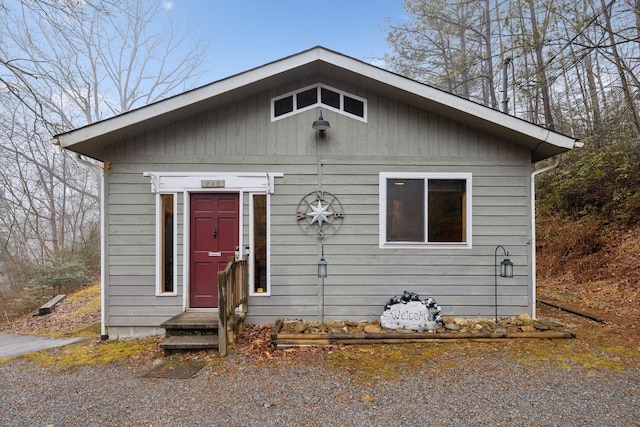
270, 316, 575, 349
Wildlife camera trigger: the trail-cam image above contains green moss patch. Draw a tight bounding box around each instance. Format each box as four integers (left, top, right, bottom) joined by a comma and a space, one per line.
23, 337, 160, 370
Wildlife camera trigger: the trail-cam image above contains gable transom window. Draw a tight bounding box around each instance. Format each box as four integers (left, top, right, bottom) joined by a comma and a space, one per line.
379, 172, 472, 249
271, 84, 367, 122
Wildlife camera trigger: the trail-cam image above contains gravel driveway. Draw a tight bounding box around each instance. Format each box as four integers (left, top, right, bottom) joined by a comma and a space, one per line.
1, 353, 638, 426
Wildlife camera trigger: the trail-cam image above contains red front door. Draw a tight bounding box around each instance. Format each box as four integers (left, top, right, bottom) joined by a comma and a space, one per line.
189, 193, 239, 308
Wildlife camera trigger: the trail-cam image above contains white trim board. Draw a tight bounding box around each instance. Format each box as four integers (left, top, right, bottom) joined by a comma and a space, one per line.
143, 172, 283, 194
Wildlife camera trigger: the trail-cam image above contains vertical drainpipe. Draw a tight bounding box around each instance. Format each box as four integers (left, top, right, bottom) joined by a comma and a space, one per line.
99, 170, 106, 339
530, 155, 560, 319
74, 154, 107, 339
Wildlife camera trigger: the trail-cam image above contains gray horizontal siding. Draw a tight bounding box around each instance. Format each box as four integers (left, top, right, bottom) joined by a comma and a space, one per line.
102, 74, 535, 333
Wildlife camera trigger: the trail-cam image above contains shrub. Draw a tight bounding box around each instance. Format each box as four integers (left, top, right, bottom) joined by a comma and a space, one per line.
26, 261, 92, 296
537, 138, 640, 227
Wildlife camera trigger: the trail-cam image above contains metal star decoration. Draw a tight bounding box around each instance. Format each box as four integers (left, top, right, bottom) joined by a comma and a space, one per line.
306, 200, 333, 228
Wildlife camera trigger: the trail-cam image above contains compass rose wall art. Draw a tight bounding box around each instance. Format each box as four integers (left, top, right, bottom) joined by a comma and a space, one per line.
296, 191, 344, 238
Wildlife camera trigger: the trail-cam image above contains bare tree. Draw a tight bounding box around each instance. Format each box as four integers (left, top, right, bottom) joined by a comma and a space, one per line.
2, 0, 207, 129
0, 0, 207, 286
384, 0, 640, 141
385, 0, 503, 107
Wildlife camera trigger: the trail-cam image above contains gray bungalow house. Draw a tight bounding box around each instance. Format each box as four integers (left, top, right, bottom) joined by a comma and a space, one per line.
53, 47, 577, 338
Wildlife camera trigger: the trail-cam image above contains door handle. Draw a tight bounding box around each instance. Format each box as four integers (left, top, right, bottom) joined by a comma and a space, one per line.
212, 228, 217, 238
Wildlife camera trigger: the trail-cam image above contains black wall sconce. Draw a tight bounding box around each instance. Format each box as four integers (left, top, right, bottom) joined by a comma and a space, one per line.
494, 245, 514, 321
312, 110, 330, 136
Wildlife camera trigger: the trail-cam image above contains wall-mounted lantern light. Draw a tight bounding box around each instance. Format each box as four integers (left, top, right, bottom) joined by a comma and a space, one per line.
318, 257, 328, 278
312, 110, 330, 136
318, 245, 328, 278
494, 245, 513, 321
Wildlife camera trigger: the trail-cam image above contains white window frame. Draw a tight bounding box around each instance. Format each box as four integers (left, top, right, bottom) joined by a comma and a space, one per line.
271, 83, 367, 123
248, 193, 271, 297
155, 192, 178, 296
379, 172, 473, 249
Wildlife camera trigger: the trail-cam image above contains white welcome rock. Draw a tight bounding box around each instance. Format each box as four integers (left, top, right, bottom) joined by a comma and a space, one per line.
380, 299, 443, 331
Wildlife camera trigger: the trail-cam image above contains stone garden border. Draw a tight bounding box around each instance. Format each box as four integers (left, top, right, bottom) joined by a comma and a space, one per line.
270, 318, 575, 349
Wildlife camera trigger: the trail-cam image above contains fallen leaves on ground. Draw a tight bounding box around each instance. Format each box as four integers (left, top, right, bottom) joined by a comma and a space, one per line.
231, 323, 335, 365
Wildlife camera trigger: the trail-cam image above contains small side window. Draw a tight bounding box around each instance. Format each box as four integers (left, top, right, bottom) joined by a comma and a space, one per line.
250, 194, 270, 296
252, 194, 267, 294
157, 193, 177, 294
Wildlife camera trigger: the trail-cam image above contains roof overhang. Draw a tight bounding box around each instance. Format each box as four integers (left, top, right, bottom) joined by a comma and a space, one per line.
52, 46, 577, 162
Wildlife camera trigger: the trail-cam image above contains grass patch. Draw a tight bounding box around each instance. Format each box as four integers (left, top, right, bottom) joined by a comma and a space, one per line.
65, 283, 101, 303
67, 285, 101, 315
23, 337, 160, 371
505, 338, 628, 371
325, 342, 471, 383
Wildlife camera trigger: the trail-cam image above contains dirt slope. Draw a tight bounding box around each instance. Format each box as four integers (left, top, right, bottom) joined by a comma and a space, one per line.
537, 222, 640, 348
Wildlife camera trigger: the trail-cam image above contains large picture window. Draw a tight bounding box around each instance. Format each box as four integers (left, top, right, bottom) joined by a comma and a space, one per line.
380, 173, 472, 248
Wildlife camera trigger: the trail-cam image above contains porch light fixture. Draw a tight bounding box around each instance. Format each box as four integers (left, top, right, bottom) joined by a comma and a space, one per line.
318, 258, 328, 278
312, 110, 330, 135
318, 245, 328, 278
494, 245, 514, 321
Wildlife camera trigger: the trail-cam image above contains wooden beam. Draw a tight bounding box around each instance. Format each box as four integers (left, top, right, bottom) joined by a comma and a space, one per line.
36, 294, 66, 316
537, 299, 606, 323
272, 330, 575, 349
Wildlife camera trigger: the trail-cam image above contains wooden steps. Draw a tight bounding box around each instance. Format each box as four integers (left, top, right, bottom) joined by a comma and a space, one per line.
159, 311, 246, 355
160, 335, 218, 351
159, 312, 219, 354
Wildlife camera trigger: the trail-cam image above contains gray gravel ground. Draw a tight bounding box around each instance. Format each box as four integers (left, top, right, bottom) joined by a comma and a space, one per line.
1, 354, 639, 427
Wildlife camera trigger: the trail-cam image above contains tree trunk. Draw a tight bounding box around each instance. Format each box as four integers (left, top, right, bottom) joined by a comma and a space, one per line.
528, 0, 554, 130
601, 0, 640, 140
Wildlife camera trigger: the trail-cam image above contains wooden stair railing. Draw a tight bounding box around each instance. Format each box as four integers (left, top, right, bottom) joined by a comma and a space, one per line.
217, 255, 248, 356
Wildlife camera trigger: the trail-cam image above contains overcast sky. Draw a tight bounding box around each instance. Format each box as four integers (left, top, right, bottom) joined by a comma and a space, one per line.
163, 0, 405, 82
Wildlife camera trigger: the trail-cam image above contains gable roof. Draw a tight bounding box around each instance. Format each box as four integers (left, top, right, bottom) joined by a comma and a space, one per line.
52, 46, 577, 162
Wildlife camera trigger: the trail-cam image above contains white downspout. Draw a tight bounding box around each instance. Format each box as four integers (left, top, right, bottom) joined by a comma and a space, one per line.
530, 155, 561, 319
74, 154, 108, 339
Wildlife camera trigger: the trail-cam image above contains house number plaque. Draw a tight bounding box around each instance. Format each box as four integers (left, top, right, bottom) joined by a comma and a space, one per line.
296, 190, 344, 238
201, 180, 225, 188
